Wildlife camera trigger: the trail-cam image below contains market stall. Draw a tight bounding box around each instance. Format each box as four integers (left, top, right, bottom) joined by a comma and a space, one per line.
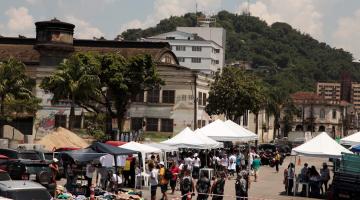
224, 120, 258, 141
199, 119, 248, 141
340, 131, 360, 146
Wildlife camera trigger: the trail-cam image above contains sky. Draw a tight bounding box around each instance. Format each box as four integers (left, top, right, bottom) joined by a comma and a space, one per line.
0, 0, 360, 59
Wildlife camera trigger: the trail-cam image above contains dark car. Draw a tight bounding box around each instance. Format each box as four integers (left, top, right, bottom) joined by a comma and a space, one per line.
258, 143, 277, 152
0, 149, 55, 195
0, 180, 52, 200
0, 170, 11, 181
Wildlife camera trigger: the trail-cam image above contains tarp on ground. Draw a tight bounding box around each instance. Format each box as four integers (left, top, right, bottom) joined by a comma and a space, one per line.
161, 127, 217, 149
89, 142, 139, 155
199, 119, 246, 141
291, 132, 353, 158
63, 148, 107, 163
340, 132, 360, 146
224, 120, 258, 141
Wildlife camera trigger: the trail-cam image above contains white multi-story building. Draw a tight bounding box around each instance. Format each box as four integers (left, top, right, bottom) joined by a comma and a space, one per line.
146, 26, 226, 74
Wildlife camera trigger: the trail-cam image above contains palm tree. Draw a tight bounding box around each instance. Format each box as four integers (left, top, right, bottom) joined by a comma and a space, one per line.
41, 53, 100, 130
0, 58, 40, 136
266, 87, 288, 140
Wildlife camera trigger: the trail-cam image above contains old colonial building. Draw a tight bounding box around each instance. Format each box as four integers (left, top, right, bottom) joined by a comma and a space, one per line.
281, 92, 356, 140
0, 18, 216, 141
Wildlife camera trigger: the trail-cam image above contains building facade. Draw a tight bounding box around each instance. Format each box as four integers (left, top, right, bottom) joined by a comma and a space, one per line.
0, 18, 218, 141
281, 92, 354, 140
146, 26, 226, 74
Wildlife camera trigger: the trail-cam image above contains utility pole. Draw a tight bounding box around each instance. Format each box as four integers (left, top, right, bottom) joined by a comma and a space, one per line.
193, 72, 198, 130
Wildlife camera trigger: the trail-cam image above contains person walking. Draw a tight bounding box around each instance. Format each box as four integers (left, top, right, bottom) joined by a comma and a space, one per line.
320, 162, 330, 195
193, 153, 201, 179
287, 163, 295, 195
210, 172, 226, 200
159, 161, 169, 200
252, 156, 261, 182
235, 170, 249, 200
274, 151, 281, 173
180, 169, 194, 200
196, 171, 211, 200
149, 162, 158, 200
170, 162, 180, 195
228, 153, 237, 178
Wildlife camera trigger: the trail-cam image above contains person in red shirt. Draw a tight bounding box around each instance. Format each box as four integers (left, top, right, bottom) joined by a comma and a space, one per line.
169, 161, 180, 194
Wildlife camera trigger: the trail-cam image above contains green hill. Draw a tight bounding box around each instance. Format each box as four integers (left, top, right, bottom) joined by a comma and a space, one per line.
121, 11, 358, 94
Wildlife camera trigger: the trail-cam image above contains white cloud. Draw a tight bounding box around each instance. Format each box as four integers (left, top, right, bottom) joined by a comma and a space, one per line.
5, 7, 34, 35
64, 15, 104, 39
333, 9, 360, 59
238, 0, 323, 40
120, 0, 222, 33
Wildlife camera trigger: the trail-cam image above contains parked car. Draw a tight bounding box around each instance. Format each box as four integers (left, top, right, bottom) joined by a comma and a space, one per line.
0, 170, 11, 181
0, 148, 55, 195
0, 180, 52, 200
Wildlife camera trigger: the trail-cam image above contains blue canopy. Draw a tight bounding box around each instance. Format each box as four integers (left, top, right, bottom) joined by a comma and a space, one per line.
351, 144, 360, 153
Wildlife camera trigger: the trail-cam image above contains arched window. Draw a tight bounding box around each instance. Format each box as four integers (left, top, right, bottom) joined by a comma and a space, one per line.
319, 125, 325, 132
320, 108, 325, 119
295, 125, 303, 131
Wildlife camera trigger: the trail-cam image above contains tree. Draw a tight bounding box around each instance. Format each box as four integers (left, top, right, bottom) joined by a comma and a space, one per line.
0, 58, 41, 136
206, 66, 266, 123
265, 86, 289, 139
41, 53, 101, 130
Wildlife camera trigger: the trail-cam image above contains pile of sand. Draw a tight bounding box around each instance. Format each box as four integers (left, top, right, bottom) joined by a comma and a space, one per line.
36, 127, 89, 151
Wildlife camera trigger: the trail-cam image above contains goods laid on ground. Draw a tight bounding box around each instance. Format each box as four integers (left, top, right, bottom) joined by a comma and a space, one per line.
332, 153, 360, 199
36, 127, 89, 151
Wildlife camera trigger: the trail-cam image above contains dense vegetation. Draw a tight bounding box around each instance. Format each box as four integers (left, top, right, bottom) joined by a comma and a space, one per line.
121, 11, 359, 93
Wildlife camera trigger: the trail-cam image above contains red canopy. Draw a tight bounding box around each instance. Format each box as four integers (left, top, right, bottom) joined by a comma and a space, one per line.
55, 147, 81, 152
105, 140, 127, 147
0, 155, 8, 160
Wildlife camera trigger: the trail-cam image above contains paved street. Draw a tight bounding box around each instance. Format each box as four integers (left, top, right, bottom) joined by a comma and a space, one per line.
140, 156, 329, 200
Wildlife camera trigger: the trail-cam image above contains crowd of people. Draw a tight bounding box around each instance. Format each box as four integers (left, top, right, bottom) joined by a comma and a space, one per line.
283, 162, 330, 197
147, 147, 260, 200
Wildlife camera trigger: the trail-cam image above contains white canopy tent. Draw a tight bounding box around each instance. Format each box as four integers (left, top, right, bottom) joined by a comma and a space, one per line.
199, 119, 247, 141
292, 132, 353, 158
145, 143, 178, 152
340, 132, 360, 146
224, 120, 258, 141
119, 141, 162, 172
194, 128, 224, 148
161, 127, 221, 149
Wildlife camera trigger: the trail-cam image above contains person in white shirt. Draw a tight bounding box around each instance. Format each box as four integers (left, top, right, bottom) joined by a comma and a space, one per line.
228, 153, 237, 177
149, 162, 158, 200
192, 153, 201, 179
184, 153, 193, 171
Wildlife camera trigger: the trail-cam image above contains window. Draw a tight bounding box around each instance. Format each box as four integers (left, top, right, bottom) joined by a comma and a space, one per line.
55, 114, 67, 128
178, 57, 185, 62
147, 88, 160, 103
197, 120, 206, 128
146, 118, 158, 132
332, 109, 337, 119
192, 46, 202, 51
191, 58, 201, 63
211, 59, 220, 65
214, 49, 220, 53
166, 37, 175, 40
176, 46, 186, 51
202, 93, 207, 106
74, 115, 82, 129
161, 119, 173, 132
132, 92, 144, 103
162, 90, 175, 104
320, 108, 325, 119
198, 92, 203, 105
131, 118, 143, 131
164, 55, 172, 64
